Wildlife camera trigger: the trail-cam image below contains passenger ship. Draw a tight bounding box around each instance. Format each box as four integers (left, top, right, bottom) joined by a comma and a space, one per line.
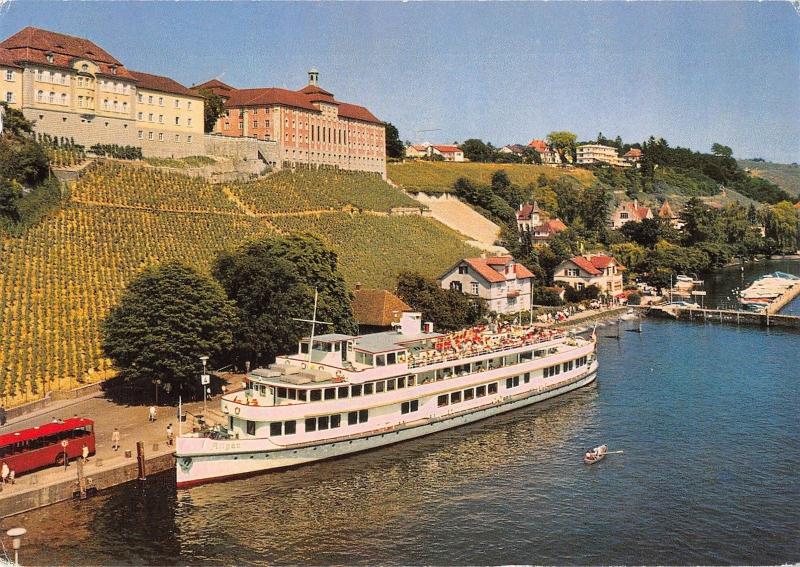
175, 312, 598, 488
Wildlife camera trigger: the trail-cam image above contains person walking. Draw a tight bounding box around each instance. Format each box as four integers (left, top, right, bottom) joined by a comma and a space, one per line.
111, 427, 121, 451
1, 461, 9, 485
166, 423, 174, 446
81, 443, 89, 463
149, 406, 157, 422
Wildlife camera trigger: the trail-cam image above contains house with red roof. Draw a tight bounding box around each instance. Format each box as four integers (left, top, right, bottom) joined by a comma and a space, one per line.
439, 255, 535, 314
554, 254, 625, 297
623, 148, 642, 166
527, 139, 562, 166
404, 144, 430, 159
516, 202, 567, 243
0, 27, 204, 157
430, 145, 464, 162
610, 199, 654, 229
194, 68, 386, 176
530, 218, 568, 243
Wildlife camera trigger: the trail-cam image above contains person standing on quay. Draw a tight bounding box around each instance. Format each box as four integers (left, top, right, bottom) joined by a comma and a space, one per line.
111, 427, 121, 451
149, 406, 157, 422
82, 443, 89, 463
167, 423, 174, 446
1, 461, 9, 485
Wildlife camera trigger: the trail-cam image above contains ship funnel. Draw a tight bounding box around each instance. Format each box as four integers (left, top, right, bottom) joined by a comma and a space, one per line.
399, 312, 422, 335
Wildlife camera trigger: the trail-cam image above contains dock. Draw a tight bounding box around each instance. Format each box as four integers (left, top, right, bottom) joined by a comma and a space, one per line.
644, 305, 800, 329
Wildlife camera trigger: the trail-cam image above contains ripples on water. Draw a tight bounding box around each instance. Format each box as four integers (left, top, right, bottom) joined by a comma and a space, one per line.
4, 264, 800, 566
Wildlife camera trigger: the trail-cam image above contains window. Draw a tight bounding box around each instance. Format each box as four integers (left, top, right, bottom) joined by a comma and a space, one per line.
397, 376, 406, 389
187, 135, 193, 143
137, 130, 143, 139
175, 117, 180, 125
567, 269, 579, 277
284, 420, 296, 435
324, 388, 336, 400
450, 281, 463, 292
81, 63, 89, 72
158, 133, 164, 141
348, 410, 369, 425
270, 422, 282, 436
363, 383, 373, 395
318, 416, 329, 430
37, 90, 43, 102
476, 385, 487, 397
375, 381, 385, 393
401, 400, 419, 414
458, 265, 468, 275
488, 382, 498, 395
464, 389, 474, 401
148, 132, 153, 140
338, 386, 349, 399
450, 391, 461, 404
175, 134, 180, 142
187, 101, 192, 110
5, 92, 12, 103
386, 378, 396, 391
351, 384, 362, 397
148, 113, 153, 122
158, 115, 164, 123
471, 282, 479, 295
137, 93, 143, 103
188, 118, 192, 127
174, 99, 179, 108
138, 112, 143, 120
5, 70, 12, 81
359, 409, 368, 423
305, 417, 317, 432
331, 414, 341, 428
524, 372, 531, 383
158, 97, 163, 106
148, 95, 153, 104
246, 420, 256, 436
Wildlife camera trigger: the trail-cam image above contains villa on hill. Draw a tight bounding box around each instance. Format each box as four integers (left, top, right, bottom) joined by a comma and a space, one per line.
516, 202, 567, 243
577, 143, 629, 168
403, 143, 464, 162
0, 26, 204, 157
439, 255, 534, 314
610, 199, 653, 229
194, 68, 386, 177
554, 254, 625, 298
527, 139, 562, 166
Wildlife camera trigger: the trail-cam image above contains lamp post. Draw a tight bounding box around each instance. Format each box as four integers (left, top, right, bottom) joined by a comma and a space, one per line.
153, 378, 161, 406
199, 356, 209, 415
7, 527, 26, 565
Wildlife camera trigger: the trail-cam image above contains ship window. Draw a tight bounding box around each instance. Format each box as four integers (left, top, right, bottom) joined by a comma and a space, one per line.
386, 379, 396, 391
375, 381, 385, 393
397, 376, 406, 388
407, 375, 415, 387
476, 385, 486, 397
450, 391, 461, 404
284, 420, 296, 435
358, 409, 368, 423
521, 350, 533, 362
348, 411, 358, 425
318, 416, 329, 430
298, 390, 308, 402
464, 388, 474, 401
563, 362, 569, 372
488, 382, 498, 395
324, 388, 336, 400
331, 414, 341, 428
376, 354, 386, 367
351, 384, 362, 397
288, 389, 297, 400
305, 418, 317, 432
277, 387, 287, 398
387, 352, 396, 365
524, 373, 531, 383
535, 350, 546, 358
338, 386, 349, 398
300, 342, 309, 354
401, 400, 419, 414
364, 383, 374, 395
310, 390, 322, 402
246, 420, 256, 436
270, 422, 282, 436
506, 378, 513, 389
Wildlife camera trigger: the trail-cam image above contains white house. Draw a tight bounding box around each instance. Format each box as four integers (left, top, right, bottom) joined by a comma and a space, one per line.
576, 144, 629, 167
553, 254, 625, 298
610, 199, 654, 229
430, 145, 465, 162
439, 256, 535, 314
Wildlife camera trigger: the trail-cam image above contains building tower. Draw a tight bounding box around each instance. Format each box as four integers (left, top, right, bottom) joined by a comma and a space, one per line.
308, 67, 319, 86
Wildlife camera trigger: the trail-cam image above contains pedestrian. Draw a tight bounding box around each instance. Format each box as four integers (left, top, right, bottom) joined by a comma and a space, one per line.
82, 443, 89, 463
149, 406, 157, 422
166, 423, 174, 446
9, 470, 14, 485
0, 406, 6, 426
1, 461, 8, 484
111, 427, 121, 451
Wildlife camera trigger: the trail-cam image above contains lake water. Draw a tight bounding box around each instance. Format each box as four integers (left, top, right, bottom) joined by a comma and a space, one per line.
3, 262, 799, 566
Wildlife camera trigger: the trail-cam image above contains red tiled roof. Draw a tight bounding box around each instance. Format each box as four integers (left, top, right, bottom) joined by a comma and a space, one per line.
624, 148, 642, 158
337, 102, 381, 124
352, 289, 411, 327
0, 48, 21, 68
569, 256, 601, 276
0, 27, 134, 79
461, 256, 534, 284
194, 79, 233, 90
485, 256, 512, 266
533, 219, 567, 235
128, 70, 201, 98
795, 201, 800, 209
658, 200, 675, 218
568, 254, 625, 274
590, 255, 614, 269
528, 139, 550, 153
517, 202, 542, 221
432, 145, 461, 153
514, 263, 535, 279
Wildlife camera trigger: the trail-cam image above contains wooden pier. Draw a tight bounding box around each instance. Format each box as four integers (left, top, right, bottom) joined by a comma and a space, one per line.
644, 305, 800, 330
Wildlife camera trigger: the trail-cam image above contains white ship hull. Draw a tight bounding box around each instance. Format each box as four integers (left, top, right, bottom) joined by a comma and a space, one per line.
176, 362, 597, 488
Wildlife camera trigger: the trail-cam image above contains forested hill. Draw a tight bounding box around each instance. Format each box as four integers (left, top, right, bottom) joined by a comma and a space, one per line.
737, 160, 800, 198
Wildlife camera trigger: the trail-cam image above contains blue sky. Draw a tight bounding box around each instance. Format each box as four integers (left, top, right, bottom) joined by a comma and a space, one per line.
1, 1, 798, 162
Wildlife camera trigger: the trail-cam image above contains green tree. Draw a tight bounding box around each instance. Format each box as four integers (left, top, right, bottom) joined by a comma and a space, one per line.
384, 122, 404, 159
196, 88, 225, 133
762, 201, 799, 253
546, 131, 577, 163
0, 102, 34, 137
101, 262, 238, 401
0, 179, 23, 223
459, 139, 495, 162
711, 143, 733, 158
213, 234, 356, 366
396, 272, 487, 329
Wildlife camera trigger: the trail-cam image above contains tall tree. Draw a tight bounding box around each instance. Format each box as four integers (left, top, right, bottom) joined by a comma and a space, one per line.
101, 262, 238, 401
459, 139, 495, 163
384, 122, 404, 159
711, 143, 733, 158
546, 131, 577, 164
396, 272, 487, 330
196, 88, 226, 133
213, 234, 356, 366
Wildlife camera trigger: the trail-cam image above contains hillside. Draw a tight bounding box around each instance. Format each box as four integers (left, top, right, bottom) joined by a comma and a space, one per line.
0, 162, 478, 405
387, 161, 595, 193
738, 160, 800, 198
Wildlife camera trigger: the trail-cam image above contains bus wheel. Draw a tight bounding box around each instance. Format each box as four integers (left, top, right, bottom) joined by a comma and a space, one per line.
55, 453, 65, 466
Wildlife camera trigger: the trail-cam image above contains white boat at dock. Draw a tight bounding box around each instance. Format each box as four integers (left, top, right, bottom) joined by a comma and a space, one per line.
175, 312, 598, 488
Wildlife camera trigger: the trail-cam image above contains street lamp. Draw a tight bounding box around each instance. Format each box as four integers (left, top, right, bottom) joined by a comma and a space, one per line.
199, 356, 209, 415
152, 378, 161, 406
7, 527, 26, 565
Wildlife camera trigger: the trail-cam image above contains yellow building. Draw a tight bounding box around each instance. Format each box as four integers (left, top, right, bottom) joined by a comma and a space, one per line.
0, 27, 203, 157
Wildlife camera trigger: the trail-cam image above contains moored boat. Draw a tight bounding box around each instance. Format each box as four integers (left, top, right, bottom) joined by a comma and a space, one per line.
176, 311, 599, 488
584, 444, 607, 464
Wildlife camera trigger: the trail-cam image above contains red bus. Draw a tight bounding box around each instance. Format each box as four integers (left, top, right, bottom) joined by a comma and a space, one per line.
0, 417, 96, 476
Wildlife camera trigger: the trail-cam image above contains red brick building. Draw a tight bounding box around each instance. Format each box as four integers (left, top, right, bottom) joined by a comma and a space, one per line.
194, 69, 386, 177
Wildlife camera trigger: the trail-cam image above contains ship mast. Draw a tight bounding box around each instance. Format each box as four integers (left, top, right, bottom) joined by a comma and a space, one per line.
292, 289, 333, 362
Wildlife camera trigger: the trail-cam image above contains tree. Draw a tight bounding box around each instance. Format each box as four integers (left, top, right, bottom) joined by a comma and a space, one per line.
546, 131, 577, 164
762, 201, 799, 253
459, 139, 495, 163
396, 272, 487, 330
0, 102, 34, 137
196, 88, 226, 133
0, 179, 23, 223
522, 147, 542, 165
384, 122, 404, 159
213, 234, 356, 366
711, 143, 733, 158
101, 262, 238, 401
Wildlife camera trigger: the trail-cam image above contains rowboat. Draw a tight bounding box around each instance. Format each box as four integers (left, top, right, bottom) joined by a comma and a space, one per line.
584, 444, 608, 464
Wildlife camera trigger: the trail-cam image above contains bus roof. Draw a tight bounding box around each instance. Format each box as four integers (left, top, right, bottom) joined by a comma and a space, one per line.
0, 417, 94, 447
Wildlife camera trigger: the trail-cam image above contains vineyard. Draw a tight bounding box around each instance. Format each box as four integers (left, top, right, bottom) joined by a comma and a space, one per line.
387, 161, 596, 193
46, 146, 86, 169
270, 213, 478, 288
228, 169, 422, 214
0, 162, 479, 405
